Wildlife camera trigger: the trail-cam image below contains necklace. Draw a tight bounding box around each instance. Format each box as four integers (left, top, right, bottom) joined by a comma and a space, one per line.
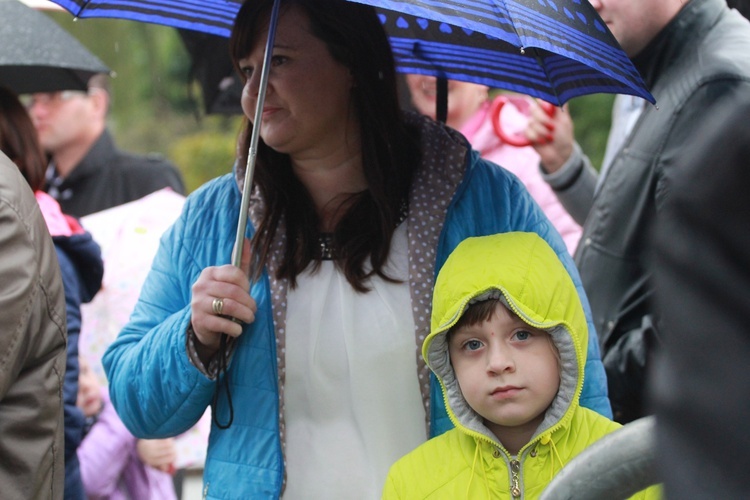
318, 233, 336, 260
317, 199, 408, 260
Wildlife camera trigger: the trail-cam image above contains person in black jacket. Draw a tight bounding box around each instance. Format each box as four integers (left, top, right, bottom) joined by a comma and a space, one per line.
26, 73, 185, 218
650, 94, 750, 499
523, 0, 750, 423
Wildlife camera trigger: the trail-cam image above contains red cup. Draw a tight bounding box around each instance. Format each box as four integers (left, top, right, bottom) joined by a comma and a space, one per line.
490, 95, 556, 147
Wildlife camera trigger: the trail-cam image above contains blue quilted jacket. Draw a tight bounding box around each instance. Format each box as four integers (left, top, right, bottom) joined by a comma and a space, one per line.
104, 117, 610, 499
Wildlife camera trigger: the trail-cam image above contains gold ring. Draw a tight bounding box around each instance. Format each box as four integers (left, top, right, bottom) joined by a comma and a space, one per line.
212, 297, 224, 315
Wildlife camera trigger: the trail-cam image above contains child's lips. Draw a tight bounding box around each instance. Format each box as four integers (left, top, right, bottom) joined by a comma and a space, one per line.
490, 386, 522, 399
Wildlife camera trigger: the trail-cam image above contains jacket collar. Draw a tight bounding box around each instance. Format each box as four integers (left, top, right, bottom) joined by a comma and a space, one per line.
632, 0, 726, 88
63, 130, 117, 184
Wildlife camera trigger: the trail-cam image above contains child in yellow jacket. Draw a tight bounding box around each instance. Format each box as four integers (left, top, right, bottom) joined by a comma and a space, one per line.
383, 232, 658, 499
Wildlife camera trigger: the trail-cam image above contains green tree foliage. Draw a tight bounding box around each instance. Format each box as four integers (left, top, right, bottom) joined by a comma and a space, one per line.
46, 12, 240, 193
43, 11, 615, 194
169, 119, 243, 189
568, 93, 615, 171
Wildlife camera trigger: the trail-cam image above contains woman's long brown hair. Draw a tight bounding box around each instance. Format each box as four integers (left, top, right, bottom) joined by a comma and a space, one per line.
0, 86, 47, 191
230, 0, 420, 292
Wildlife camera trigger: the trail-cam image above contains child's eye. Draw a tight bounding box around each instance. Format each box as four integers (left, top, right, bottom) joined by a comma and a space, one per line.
513, 330, 532, 341
463, 339, 484, 351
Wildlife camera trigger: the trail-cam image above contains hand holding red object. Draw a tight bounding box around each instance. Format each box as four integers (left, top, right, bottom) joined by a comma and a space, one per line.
490, 95, 556, 147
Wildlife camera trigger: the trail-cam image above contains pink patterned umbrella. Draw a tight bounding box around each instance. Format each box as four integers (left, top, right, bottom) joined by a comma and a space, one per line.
79, 188, 210, 470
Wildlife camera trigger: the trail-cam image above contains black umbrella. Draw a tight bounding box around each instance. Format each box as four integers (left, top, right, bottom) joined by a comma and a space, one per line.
178, 29, 243, 115
0, 0, 110, 94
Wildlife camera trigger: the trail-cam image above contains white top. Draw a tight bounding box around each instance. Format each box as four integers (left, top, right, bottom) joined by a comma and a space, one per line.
282, 223, 426, 498
597, 94, 646, 193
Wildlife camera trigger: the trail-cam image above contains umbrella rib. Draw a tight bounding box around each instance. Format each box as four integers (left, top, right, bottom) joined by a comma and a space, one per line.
525, 46, 561, 105
491, 0, 525, 54
75, 0, 91, 17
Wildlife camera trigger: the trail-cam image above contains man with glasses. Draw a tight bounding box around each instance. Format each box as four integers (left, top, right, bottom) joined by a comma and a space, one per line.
26, 73, 185, 218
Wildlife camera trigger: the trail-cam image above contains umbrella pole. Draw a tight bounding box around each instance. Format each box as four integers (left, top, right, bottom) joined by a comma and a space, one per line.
210, 0, 283, 431
232, 0, 282, 274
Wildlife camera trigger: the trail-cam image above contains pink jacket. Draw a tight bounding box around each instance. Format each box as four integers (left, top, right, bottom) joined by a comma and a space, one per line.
460, 99, 582, 254
78, 389, 177, 500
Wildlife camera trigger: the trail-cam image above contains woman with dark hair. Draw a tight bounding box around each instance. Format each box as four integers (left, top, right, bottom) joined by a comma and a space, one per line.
102, 1, 610, 497
0, 86, 47, 191
0, 86, 103, 500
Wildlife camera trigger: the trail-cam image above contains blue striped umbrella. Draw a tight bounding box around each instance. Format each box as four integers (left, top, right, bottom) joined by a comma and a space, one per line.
48, 0, 654, 105
49, 0, 654, 420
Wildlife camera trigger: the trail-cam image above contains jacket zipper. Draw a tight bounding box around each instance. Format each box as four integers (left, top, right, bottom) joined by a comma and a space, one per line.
510, 458, 522, 498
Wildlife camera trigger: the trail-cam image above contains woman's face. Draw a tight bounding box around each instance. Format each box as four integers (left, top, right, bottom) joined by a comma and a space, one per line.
405, 74, 489, 130
238, 6, 359, 160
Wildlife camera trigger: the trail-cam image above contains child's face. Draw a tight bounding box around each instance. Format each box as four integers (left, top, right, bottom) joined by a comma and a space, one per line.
448, 304, 560, 444
77, 357, 103, 418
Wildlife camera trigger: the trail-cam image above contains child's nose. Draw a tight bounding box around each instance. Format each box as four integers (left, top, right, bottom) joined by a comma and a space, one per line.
487, 344, 515, 374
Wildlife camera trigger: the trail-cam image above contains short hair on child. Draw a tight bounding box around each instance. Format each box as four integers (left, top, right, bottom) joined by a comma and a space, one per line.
449, 298, 501, 336
447, 297, 561, 366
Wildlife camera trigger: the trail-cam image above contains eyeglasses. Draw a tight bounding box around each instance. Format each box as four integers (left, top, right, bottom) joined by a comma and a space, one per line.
20, 90, 90, 109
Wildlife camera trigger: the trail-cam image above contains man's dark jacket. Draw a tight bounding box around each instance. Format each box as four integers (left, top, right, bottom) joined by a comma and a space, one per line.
651, 91, 750, 500
47, 130, 185, 217
555, 0, 750, 422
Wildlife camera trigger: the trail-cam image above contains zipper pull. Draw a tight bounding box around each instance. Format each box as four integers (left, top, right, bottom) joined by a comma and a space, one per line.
510, 459, 521, 498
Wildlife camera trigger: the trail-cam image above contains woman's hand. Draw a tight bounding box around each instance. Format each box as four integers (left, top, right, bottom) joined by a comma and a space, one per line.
190, 239, 257, 358
136, 438, 177, 474
525, 101, 575, 174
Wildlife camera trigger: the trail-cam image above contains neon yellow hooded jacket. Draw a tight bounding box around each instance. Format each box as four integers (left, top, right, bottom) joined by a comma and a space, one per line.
383, 232, 656, 499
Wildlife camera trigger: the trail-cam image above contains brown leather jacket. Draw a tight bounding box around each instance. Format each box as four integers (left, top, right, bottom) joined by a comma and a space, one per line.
0, 152, 66, 499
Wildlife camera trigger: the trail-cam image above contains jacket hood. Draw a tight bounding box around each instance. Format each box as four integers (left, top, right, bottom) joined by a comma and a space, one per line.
424, 232, 587, 449
52, 231, 103, 304
36, 191, 103, 303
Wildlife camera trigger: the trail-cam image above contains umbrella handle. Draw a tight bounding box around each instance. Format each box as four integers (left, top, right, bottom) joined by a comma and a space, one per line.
490, 95, 556, 147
